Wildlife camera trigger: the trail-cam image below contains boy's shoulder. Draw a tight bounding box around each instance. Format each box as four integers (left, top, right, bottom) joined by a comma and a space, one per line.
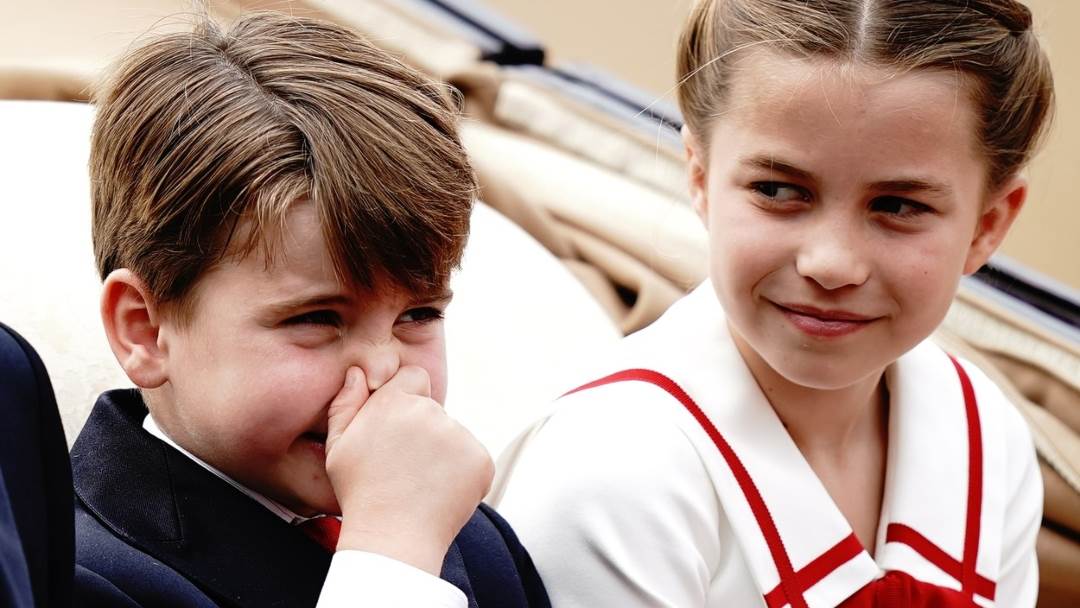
71, 389, 333, 607
71, 390, 549, 608
74, 504, 213, 607
456, 503, 551, 607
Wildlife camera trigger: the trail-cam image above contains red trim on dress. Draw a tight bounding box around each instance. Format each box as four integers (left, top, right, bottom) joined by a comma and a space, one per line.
762, 534, 863, 608
565, 369, 809, 608
885, 524, 995, 599
564, 357, 992, 606
950, 355, 986, 601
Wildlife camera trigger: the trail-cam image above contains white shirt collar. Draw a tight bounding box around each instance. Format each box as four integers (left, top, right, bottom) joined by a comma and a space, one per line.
142, 413, 314, 525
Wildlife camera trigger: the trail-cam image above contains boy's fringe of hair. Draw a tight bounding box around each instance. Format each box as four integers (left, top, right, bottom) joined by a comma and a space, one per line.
90, 10, 476, 322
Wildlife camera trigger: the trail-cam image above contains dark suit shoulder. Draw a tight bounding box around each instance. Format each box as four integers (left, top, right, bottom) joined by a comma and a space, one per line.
455, 504, 550, 608
75, 501, 218, 607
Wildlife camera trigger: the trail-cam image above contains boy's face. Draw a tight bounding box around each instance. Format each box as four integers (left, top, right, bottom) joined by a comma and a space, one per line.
151, 202, 451, 517
688, 52, 1020, 391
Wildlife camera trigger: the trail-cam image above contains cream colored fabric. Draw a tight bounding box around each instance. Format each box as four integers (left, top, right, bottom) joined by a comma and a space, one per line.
237, 0, 481, 80
0, 0, 242, 102
445, 203, 620, 456
944, 285, 1080, 392
990, 353, 1080, 435
461, 120, 707, 332
461, 122, 707, 288
492, 78, 688, 201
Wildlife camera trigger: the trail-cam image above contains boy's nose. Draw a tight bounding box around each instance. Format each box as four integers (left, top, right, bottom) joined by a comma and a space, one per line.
794, 228, 871, 291
348, 340, 401, 393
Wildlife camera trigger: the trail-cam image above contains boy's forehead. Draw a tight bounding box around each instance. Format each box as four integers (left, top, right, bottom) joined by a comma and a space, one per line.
220, 200, 450, 309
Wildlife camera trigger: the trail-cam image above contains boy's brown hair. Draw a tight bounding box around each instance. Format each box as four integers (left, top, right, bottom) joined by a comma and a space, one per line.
90, 11, 476, 322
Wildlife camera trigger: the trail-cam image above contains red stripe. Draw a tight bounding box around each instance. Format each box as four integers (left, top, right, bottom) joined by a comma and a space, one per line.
564, 369, 809, 608
763, 533, 864, 608
949, 356, 985, 601
886, 524, 995, 599
566, 360, 991, 605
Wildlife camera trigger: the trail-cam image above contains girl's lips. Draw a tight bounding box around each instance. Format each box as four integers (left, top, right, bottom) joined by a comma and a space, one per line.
773, 302, 877, 338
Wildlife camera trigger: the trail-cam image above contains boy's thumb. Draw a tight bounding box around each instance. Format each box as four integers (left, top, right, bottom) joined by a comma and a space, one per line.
325, 366, 369, 457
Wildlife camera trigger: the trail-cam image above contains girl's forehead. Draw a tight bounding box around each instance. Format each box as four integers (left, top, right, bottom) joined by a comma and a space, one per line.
724, 51, 973, 130
710, 51, 983, 172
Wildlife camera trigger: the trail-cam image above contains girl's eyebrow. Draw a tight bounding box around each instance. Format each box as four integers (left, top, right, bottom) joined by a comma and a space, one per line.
740, 155, 816, 183
868, 179, 953, 197
740, 155, 953, 197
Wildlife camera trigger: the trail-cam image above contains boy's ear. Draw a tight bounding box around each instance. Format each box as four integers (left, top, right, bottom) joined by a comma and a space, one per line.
963, 175, 1027, 275
682, 125, 709, 225
100, 269, 168, 388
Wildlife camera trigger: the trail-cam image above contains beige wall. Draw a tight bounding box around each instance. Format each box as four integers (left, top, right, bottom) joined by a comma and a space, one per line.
491, 1, 1078, 289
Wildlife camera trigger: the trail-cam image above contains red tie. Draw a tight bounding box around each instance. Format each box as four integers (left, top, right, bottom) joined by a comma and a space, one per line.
298, 516, 342, 553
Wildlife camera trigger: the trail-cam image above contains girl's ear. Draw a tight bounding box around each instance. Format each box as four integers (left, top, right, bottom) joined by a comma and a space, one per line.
963, 175, 1027, 275
683, 125, 709, 225
100, 269, 168, 388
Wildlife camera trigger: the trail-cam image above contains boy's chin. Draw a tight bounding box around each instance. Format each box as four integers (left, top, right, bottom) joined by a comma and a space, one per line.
276, 483, 342, 518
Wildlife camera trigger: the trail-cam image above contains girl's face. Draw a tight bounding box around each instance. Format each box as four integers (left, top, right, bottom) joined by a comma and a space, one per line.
686, 51, 1025, 391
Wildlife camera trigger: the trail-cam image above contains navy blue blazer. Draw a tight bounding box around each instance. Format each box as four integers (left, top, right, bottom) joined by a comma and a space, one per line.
0, 323, 74, 608
71, 389, 549, 608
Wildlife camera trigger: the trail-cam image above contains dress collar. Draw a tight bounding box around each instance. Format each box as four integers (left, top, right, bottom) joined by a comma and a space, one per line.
617, 282, 998, 607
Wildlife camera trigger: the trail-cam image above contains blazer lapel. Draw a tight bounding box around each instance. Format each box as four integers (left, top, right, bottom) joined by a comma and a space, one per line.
72, 390, 331, 607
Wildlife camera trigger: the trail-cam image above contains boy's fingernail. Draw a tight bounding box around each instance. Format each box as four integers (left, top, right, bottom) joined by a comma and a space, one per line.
344, 367, 359, 387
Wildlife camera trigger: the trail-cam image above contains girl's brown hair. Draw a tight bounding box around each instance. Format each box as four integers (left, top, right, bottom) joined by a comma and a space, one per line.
677, 0, 1054, 188
91, 12, 476, 321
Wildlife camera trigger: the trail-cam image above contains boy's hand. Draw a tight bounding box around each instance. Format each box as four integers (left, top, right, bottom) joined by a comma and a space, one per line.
324, 365, 494, 575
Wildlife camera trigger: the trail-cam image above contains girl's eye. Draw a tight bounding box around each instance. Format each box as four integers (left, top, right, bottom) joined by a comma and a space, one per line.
284, 310, 342, 327
398, 307, 444, 325
869, 196, 933, 218
751, 181, 809, 203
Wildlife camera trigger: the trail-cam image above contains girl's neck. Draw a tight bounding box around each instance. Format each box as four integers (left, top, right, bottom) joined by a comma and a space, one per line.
730, 328, 889, 461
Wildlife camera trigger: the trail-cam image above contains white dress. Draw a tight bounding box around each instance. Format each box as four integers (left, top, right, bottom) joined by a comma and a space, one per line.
494, 282, 1041, 607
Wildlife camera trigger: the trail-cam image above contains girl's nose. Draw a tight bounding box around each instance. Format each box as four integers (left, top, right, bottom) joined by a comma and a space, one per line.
794, 227, 871, 291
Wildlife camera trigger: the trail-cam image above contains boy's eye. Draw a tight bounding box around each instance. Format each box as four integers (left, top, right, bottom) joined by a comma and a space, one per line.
284, 310, 342, 327
751, 181, 809, 203
398, 306, 444, 325
869, 196, 933, 218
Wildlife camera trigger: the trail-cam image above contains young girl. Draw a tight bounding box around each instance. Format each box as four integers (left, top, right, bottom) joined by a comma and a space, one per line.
493, 1, 1054, 606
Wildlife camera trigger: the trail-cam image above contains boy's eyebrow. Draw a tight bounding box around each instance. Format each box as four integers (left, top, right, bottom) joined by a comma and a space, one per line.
261, 288, 454, 317
410, 288, 454, 305
261, 293, 351, 316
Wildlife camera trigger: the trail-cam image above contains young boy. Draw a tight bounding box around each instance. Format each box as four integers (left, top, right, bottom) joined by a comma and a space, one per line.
71, 12, 547, 607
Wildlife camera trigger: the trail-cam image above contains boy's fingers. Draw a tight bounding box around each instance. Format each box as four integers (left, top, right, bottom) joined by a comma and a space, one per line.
382, 365, 432, 398
325, 366, 369, 456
